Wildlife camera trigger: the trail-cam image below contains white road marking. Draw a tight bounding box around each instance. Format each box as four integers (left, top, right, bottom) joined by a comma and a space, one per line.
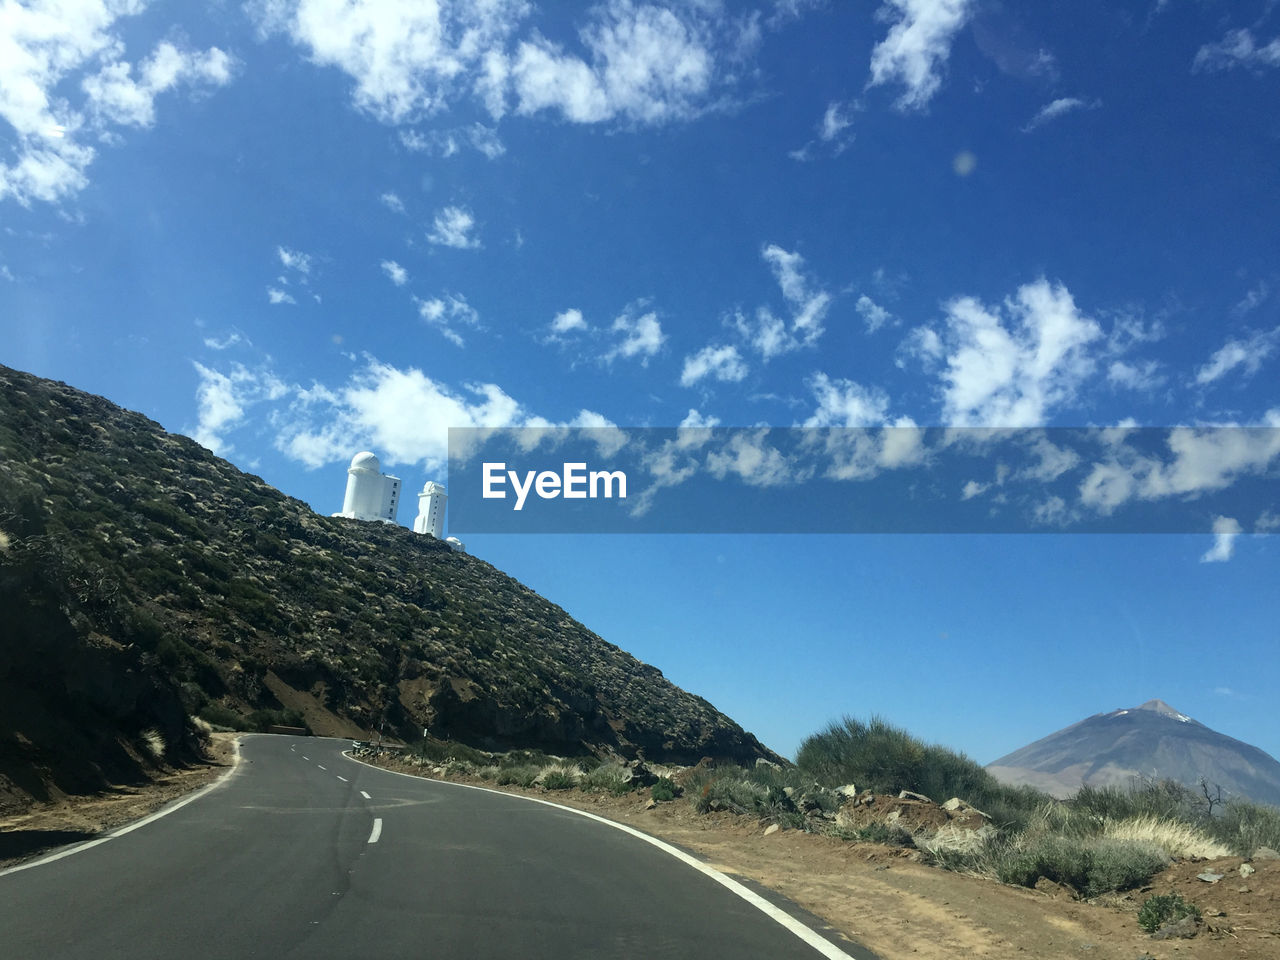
347, 754, 858, 960
360, 791, 371, 799
317, 765, 326, 770
301, 756, 310, 761
336, 776, 348, 782
0, 737, 245, 879
367, 818, 383, 844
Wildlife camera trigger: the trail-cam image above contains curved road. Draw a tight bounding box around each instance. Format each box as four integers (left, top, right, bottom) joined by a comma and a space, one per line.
1, 735, 871, 959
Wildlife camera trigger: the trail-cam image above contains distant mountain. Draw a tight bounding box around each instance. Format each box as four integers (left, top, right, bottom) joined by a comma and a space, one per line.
0, 365, 780, 813
987, 699, 1280, 806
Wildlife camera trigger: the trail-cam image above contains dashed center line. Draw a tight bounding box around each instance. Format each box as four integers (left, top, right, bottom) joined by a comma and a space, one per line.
336, 776, 348, 782
360, 791, 371, 800
301, 756, 310, 761
367, 819, 383, 844
317, 765, 326, 770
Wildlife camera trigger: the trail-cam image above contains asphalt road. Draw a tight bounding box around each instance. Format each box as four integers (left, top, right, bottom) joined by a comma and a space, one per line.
0, 735, 869, 959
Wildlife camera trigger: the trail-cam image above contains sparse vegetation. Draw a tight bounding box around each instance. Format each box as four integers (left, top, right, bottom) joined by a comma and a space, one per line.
651, 777, 679, 802
1137, 893, 1202, 934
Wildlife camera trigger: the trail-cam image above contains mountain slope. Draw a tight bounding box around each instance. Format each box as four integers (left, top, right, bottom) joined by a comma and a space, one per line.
987, 699, 1280, 805
0, 364, 779, 811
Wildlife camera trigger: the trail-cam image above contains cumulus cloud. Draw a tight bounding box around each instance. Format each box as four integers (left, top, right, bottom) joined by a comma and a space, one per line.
1108, 359, 1166, 392
277, 246, 313, 274
802, 373, 891, 427
250, 0, 753, 128
605, 303, 665, 364
380, 191, 406, 213
1194, 29, 1280, 73
856, 294, 893, 332
203, 331, 247, 351
0, 2, 236, 206
190, 361, 287, 455
1200, 515, 1242, 563
415, 292, 480, 346
381, 260, 408, 286
549, 308, 588, 337
907, 278, 1102, 426
427, 205, 481, 249
1021, 96, 1098, 132
1194, 328, 1279, 386
267, 287, 296, 305
680, 344, 747, 387
867, 0, 975, 110
734, 245, 832, 360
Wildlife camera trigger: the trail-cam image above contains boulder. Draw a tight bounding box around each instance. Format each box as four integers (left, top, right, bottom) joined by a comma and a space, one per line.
1240, 863, 1256, 878
1254, 846, 1280, 860
898, 790, 932, 803
1151, 916, 1199, 941
835, 784, 858, 800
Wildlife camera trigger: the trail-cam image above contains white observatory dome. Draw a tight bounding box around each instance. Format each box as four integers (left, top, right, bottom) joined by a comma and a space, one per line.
349, 451, 380, 473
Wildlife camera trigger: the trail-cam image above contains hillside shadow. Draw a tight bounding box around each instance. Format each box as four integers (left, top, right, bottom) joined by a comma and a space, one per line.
0, 829, 99, 861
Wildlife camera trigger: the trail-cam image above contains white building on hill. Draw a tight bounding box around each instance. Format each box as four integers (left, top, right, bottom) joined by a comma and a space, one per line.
332, 451, 401, 524
334, 454, 464, 552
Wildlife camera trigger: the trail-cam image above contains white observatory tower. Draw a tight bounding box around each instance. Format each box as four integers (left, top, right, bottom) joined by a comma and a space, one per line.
333, 452, 401, 523
414, 481, 447, 539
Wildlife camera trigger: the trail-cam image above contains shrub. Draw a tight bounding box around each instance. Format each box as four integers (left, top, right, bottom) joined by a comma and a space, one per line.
580, 761, 634, 795
1102, 815, 1231, 859
994, 834, 1167, 898
141, 728, 166, 760
541, 766, 578, 790
199, 703, 244, 729
651, 777, 680, 802
1138, 893, 1201, 934
496, 765, 540, 787
1206, 799, 1280, 856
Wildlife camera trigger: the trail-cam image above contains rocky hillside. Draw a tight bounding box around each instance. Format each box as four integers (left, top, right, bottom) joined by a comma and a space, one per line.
988, 699, 1280, 805
0, 364, 780, 811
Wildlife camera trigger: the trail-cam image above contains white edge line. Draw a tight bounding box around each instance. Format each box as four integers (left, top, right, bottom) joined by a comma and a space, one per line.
360, 791, 371, 799
0, 737, 245, 879
342, 752, 855, 960
367, 818, 383, 843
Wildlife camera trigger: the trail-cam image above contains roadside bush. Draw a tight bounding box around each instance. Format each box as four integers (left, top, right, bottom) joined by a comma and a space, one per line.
1205, 799, 1280, 856
1138, 893, 1201, 934
199, 703, 244, 729
496, 765, 540, 787
651, 777, 680, 802
540, 765, 578, 790
828, 821, 916, 848
1102, 815, 1230, 859
580, 761, 633, 795
995, 834, 1167, 897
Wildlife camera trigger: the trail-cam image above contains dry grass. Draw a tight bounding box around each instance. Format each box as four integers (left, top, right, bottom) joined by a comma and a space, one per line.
141, 728, 166, 760
1101, 815, 1231, 859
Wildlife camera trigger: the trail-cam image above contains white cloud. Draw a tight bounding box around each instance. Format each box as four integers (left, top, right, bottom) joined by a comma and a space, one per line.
469, 122, 505, 158
734, 245, 832, 360
680, 344, 747, 387
380, 191, 406, 213
277, 246, 313, 274
1079, 415, 1280, 514
203, 331, 247, 351
1194, 29, 1280, 73
1021, 96, 1098, 132
1234, 281, 1269, 316
275, 358, 531, 471
820, 100, 852, 141
0, 3, 236, 206
867, 0, 975, 110
190, 361, 287, 455
252, 0, 751, 128
1201, 515, 1242, 563
856, 294, 892, 332
381, 260, 408, 286
961, 479, 987, 500
802, 373, 891, 427
82, 42, 234, 128
550, 308, 588, 336
679, 408, 719, 429
510, 2, 722, 125
705, 430, 808, 487
1194, 328, 1279, 386
267, 287, 296, 305
914, 278, 1102, 426
427, 205, 481, 249
606, 303, 665, 364
251, 0, 532, 124
415, 292, 479, 346
1108, 359, 1165, 392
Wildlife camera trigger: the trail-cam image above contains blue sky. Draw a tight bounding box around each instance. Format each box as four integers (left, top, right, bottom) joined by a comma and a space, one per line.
3, 0, 1279, 764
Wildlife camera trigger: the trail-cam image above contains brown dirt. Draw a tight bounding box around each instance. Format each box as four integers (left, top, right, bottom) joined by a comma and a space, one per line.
365, 755, 1280, 960
0, 733, 238, 869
